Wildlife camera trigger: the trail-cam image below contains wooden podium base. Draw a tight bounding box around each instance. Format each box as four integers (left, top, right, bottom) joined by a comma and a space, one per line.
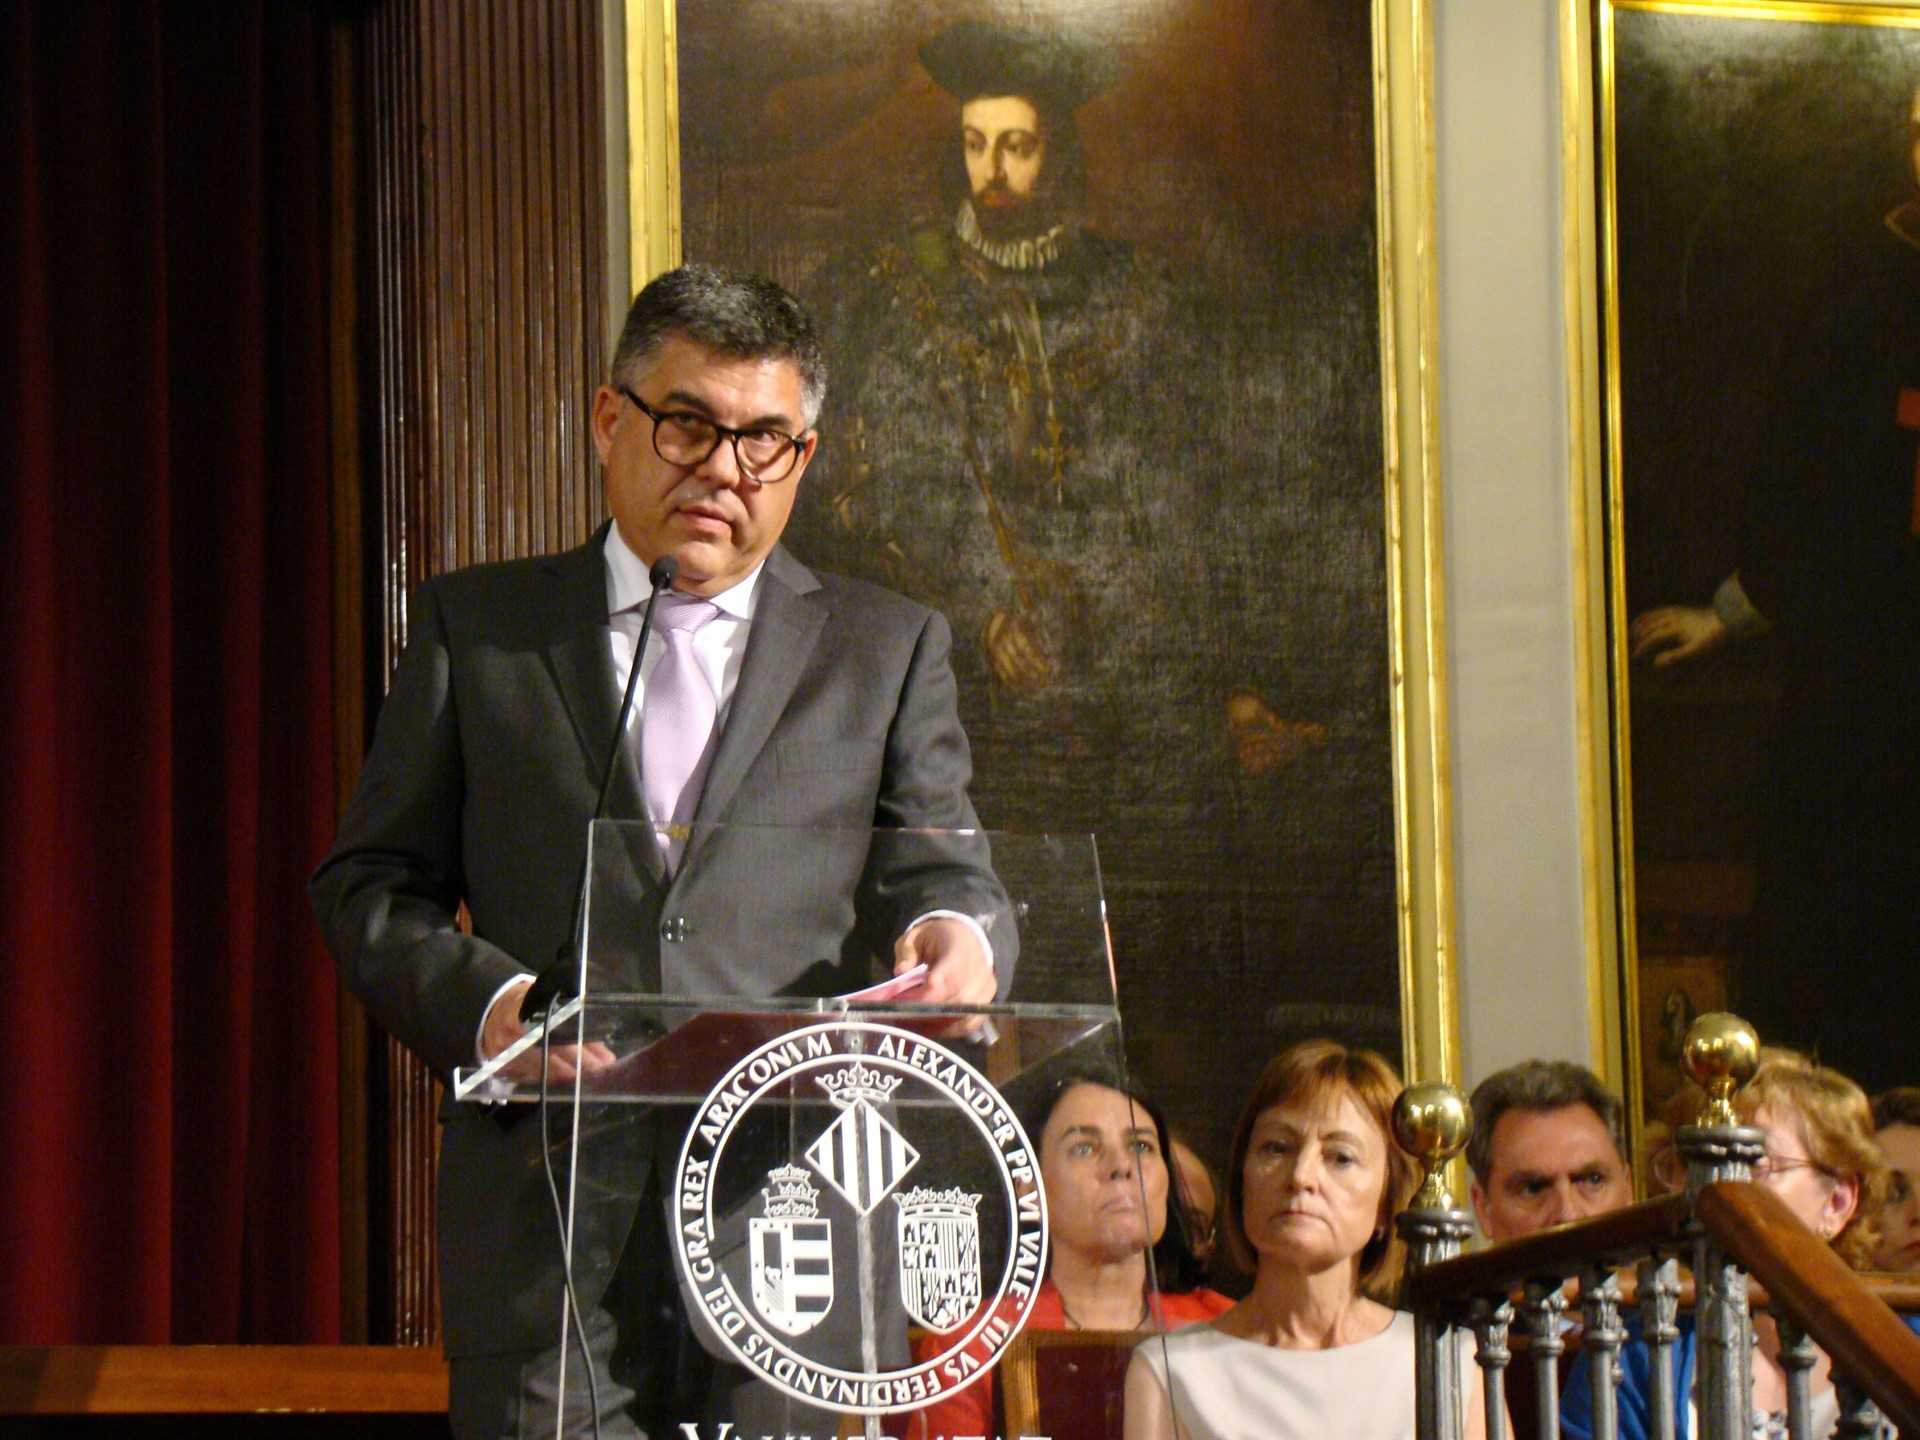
0, 1346, 448, 1435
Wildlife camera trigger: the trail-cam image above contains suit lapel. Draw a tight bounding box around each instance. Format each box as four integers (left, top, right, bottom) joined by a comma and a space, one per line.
693, 546, 825, 831
545, 523, 652, 841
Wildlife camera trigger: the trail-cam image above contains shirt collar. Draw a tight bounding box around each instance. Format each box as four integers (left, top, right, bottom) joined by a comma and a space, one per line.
953, 198, 1069, 272
603, 522, 763, 622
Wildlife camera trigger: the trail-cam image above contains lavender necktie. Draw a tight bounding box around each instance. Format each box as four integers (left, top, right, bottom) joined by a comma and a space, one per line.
640, 593, 721, 870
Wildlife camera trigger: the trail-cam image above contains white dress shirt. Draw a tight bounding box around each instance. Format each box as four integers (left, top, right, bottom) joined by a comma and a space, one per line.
602, 519, 759, 729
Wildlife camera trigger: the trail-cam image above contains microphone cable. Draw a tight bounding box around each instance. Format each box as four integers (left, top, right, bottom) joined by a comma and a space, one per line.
530, 551, 679, 1439
540, 1018, 604, 1440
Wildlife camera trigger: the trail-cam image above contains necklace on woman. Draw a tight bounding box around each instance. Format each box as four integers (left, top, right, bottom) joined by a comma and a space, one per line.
1060, 1292, 1152, 1332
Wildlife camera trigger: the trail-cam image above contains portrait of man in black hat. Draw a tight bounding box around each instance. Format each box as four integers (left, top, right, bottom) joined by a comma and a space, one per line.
675, 1, 1403, 1168
920, 21, 1113, 276
799, 20, 1182, 704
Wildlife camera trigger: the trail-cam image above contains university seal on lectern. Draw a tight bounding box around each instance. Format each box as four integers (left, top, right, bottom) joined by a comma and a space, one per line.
672, 1021, 1048, 1416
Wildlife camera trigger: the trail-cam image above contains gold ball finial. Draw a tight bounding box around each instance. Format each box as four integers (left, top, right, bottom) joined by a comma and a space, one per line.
1681, 1012, 1760, 1129
1392, 1083, 1471, 1209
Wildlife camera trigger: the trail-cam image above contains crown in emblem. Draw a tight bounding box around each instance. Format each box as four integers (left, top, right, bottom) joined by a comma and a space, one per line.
893, 1186, 982, 1219
761, 1163, 822, 1221
816, 1060, 904, 1109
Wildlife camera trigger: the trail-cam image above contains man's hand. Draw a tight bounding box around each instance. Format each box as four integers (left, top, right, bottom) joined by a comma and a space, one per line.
480, 979, 617, 1085
893, 917, 996, 1007
1630, 605, 1731, 668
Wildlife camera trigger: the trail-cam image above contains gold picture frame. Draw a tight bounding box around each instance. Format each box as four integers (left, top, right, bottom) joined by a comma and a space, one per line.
618, 0, 1458, 1110
1592, 0, 1920, 1138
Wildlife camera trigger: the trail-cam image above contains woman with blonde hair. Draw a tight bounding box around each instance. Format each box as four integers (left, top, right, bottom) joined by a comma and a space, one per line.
1565, 1047, 1914, 1440
1124, 1038, 1490, 1440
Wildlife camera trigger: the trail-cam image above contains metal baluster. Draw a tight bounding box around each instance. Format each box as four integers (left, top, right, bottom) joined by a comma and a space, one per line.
1522, 1278, 1570, 1440
1580, 1267, 1627, 1440
1773, 1314, 1817, 1440
1678, 1015, 1765, 1440
1692, 1232, 1758, 1440
1832, 1375, 1886, 1440
1392, 1083, 1475, 1440
1637, 1256, 1682, 1440
1470, 1295, 1514, 1440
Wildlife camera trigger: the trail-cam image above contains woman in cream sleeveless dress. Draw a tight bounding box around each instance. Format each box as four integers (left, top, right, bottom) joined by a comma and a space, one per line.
1125, 1040, 1492, 1440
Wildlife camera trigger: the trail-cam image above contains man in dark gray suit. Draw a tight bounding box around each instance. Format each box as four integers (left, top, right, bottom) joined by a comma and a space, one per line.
312, 264, 1011, 1437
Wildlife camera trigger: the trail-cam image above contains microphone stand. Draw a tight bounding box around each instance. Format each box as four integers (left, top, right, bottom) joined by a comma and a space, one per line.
524, 551, 678, 1440
519, 551, 679, 1026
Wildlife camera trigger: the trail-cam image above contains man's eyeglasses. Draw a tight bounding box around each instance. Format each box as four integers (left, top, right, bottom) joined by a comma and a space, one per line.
619, 387, 808, 484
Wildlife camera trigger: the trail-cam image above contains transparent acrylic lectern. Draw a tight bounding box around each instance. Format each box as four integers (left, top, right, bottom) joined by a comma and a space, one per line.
453, 823, 1154, 1440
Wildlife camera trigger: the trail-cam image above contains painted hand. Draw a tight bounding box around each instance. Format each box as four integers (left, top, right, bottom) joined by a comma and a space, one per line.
983, 608, 1058, 692
1630, 605, 1730, 668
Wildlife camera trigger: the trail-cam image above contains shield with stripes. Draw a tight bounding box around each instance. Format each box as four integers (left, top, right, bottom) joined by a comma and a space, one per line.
749, 1216, 835, 1337
804, 1096, 920, 1216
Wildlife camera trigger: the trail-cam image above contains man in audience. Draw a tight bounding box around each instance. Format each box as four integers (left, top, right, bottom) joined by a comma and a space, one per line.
1467, 1060, 1635, 1440
1469, 1059, 1634, 1242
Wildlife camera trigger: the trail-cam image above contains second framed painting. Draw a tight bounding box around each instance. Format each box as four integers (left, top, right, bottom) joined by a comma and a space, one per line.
1598, 0, 1920, 1128
639, 0, 1437, 1157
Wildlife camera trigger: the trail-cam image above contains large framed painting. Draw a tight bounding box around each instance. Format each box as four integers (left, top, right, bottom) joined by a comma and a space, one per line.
1596, 0, 1920, 1132
624, 0, 1452, 1161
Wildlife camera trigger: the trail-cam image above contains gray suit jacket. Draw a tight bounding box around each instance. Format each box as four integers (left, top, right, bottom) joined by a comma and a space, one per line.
311, 527, 1012, 1356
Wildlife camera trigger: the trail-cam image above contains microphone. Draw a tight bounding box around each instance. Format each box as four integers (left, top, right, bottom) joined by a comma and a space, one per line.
519, 553, 679, 1025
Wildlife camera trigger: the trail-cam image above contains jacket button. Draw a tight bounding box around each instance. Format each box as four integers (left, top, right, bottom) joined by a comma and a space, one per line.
660, 916, 690, 943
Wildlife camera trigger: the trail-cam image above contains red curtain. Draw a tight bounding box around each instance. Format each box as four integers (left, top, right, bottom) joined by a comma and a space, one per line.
0, 2, 342, 1343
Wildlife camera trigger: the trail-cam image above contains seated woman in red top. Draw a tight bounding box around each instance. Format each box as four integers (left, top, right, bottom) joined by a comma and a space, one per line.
900, 1069, 1232, 1438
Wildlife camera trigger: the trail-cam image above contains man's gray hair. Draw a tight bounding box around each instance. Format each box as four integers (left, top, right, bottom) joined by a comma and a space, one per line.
611, 263, 827, 427
1466, 1059, 1628, 1183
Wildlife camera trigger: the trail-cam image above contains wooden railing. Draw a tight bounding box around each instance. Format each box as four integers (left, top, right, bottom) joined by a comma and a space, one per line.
1393, 1016, 1920, 1440
1697, 1183, 1920, 1433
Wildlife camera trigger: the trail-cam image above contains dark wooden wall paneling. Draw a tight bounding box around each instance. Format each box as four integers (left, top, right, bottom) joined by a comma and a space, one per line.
355, 0, 608, 1346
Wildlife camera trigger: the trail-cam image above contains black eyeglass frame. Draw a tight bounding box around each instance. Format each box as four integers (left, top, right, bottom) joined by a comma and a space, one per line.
618, 385, 809, 484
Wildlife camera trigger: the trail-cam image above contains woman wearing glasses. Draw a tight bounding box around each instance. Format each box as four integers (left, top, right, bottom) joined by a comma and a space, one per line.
1565, 1048, 1911, 1440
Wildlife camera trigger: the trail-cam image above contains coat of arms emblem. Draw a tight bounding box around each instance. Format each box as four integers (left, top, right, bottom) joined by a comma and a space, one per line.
804, 1059, 919, 1214
673, 1022, 1049, 1415
895, 1186, 984, 1334
748, 1164, 835, 1337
